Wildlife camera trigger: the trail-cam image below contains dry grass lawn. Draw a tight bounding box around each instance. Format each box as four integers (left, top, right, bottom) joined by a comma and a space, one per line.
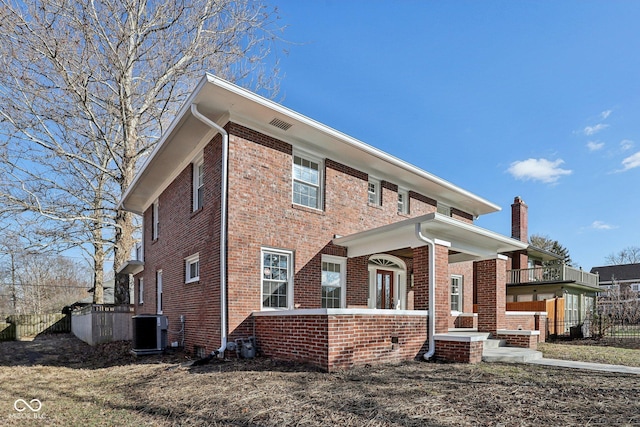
0, 334, 639, 426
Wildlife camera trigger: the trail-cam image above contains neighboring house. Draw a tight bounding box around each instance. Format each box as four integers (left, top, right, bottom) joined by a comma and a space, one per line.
590, 263, 640, 295
505, 197, 599, 331
118, 74, 548, 371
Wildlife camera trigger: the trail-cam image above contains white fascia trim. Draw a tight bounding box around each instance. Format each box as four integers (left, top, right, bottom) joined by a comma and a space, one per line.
205, 74, 500, 215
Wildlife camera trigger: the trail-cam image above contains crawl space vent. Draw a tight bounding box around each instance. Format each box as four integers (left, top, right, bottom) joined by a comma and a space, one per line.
269, 118, 293, 131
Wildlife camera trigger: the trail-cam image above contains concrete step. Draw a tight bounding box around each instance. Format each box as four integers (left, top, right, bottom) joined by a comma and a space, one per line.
483, 339, 507, 349
482, 347, 543, 363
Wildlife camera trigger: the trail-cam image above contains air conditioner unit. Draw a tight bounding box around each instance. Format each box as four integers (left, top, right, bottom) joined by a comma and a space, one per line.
131, 314, 168, 356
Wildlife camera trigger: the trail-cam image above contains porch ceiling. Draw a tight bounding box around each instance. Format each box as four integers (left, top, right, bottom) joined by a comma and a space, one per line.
333, 213, 528, 262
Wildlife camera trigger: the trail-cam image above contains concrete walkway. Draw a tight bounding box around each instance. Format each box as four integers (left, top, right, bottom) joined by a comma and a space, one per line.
528, 358, 640, 375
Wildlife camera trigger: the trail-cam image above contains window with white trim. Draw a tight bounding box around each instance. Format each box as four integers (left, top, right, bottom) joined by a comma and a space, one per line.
322, 255, 346, 308
185, 253, 200, 283
261, 248, 293, 309
451, 275, 462, 312
156, 270, 163, 314
437, 203, 452, 216
152, 200, 159, 240
292, 154, 322, 209
397, 190, 408, 214
368, 179, 380, 205
193, 158, 204, 211
138, 278, 144, 305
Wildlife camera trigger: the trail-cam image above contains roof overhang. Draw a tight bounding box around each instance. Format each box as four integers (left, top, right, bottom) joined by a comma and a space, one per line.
527, 245, 562, 262
120, 74, 501, 217
116, 260, 144, 276
333, 212, 528, 262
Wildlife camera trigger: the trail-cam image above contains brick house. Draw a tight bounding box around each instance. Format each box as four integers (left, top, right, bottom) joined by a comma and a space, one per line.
119, 74, 547, 371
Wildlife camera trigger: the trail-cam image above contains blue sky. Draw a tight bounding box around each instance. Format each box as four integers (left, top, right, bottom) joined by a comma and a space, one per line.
268, 0, 640, 270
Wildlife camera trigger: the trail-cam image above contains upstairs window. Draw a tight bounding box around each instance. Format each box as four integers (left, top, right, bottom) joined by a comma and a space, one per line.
368, 179, 380, 205
193, 158, 204, 211
437, 202, 451, 217
152, 200, 159, 240
138, 278, 144, 305
398, 190, 408, 214
185, 253, 200, 283
293, 154, 322, 209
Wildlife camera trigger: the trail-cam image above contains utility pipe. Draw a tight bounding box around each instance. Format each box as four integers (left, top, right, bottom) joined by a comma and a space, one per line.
191, 104, 228, 358
415, 223, 436, 360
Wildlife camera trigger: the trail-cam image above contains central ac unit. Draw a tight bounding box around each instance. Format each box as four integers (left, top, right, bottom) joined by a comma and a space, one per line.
131, 314, 168, 355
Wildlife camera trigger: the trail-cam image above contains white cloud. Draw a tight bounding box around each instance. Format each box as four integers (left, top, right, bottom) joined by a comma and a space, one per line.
507, 158, 572, 184
586, 141, 604, 151
590, 220, 616, 230
621, 151, 640, 171
620, 139, 634, 151
583, 124, 609, 136
600, 110, 612, 120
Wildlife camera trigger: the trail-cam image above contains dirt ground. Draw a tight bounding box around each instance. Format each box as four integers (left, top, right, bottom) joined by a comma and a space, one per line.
0, 334, 639, 426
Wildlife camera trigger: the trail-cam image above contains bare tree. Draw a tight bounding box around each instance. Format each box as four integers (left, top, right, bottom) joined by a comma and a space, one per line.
0, 0, 284, 302
605, 246, 640, 265
529, 233, 573, 266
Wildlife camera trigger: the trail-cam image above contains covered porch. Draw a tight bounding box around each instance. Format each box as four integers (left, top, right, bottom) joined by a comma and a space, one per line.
253, 213, 542, 370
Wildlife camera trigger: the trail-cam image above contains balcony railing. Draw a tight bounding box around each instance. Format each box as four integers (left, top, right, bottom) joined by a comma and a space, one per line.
508, 265, 599, 288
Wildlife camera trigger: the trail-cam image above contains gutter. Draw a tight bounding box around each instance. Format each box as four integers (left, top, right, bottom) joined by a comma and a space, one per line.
414, 223, 436, 360
191, 104, 228, 358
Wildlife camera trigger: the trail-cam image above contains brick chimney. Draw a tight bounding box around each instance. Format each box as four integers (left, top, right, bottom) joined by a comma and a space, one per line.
511, 196, 528, 270
511, 196, 528, 242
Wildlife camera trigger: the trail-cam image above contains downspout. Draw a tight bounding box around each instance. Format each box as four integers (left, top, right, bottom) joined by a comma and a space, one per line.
415, 223, 436, 360
191, 104, 228, 358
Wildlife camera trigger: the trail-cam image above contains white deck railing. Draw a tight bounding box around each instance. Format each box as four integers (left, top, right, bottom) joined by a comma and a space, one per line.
508, 265, 599, 288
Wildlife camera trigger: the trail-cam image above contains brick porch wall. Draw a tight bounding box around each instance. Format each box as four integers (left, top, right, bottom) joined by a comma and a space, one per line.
253, 311, 429, 372
434, 338, 483, 363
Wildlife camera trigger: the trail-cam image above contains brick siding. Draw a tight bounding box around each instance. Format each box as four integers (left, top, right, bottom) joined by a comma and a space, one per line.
254, 312, 429, 372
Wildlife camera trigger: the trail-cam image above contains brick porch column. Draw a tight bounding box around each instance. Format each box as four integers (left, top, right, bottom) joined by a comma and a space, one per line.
413, 242, 451, 334
475, 255, 507, 334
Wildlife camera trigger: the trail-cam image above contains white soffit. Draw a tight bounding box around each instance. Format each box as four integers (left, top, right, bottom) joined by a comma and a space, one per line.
333, 213, 528, 260
120, 74, 501, 216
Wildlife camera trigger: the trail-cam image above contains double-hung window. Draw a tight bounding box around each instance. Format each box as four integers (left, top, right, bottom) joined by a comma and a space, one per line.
397, 190, 408, 214
368, 179, 380, 205
292, 154, 322, 209
451, 275, 462, 312
138, 278, 144, 305
152, 200, 159, 240
321, 255, 346, 308
261, 248, 293, 309
185, 253, 200, 283
193, 158, 204, 211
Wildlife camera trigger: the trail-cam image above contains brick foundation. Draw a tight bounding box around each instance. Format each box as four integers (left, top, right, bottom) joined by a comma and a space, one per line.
253, 310, 429, 372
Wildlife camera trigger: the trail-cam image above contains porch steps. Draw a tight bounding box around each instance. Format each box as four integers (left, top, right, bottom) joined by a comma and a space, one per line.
482, 337, 543, 363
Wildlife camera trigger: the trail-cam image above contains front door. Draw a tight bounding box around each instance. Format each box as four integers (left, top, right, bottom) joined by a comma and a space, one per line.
376, 270, 394, 309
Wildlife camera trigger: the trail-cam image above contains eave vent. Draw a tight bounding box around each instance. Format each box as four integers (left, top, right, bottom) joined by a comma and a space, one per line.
269, 118, 293, 131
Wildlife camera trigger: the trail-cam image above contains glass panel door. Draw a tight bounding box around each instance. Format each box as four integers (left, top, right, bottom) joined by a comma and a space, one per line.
376, 270, 394, 309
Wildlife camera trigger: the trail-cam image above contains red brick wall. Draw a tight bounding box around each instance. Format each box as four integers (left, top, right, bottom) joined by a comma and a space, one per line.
475, 258, 507, 334
504, 314, 536, 331
495, 332, 538, 349
435, 339, 483, 363
254, 312, 429, 371
225, 123, 446, 336
135, 133, 223, 355
138, 121, 476, 355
